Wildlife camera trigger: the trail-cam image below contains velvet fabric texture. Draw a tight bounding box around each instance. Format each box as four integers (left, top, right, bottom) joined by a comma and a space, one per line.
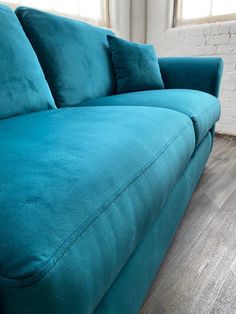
0, 5, 55, 119
82, 89, 220, 145
107, 35, 164, 94
0, 105, 195, 313
0, 7, 223, 312
159, 57, 223, 98
16, 7, 115, 107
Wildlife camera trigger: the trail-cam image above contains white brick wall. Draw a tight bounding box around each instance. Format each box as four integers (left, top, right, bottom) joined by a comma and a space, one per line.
147, 1, 236, 136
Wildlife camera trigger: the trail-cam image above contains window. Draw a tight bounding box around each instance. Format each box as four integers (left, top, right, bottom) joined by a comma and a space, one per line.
174, 0, 236, 26
3, 0, 109, 26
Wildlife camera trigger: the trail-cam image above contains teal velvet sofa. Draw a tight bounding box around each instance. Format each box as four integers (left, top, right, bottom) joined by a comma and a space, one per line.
0, 5, 223, 314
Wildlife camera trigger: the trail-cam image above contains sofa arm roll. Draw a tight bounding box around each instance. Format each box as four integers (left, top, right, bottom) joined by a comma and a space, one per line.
158, 57, 223, 98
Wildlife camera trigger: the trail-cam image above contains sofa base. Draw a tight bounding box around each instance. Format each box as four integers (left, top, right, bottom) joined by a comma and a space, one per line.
94, 132, 212, 314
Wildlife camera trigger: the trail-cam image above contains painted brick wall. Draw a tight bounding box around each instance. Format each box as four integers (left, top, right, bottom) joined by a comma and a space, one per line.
147, 1, 236, 136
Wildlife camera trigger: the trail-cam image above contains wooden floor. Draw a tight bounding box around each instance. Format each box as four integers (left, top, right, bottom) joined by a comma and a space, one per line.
140, 135, 236, 314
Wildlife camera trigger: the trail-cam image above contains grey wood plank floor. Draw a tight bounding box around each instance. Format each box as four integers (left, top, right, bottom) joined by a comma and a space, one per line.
140, 135, 236, 314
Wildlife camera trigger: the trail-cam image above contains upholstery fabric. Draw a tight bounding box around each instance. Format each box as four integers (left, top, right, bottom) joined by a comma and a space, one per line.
16, 7, 115, 107
0, 5, 55, 119
94, 132, 212, 314
0, 8, 222, 312
159, 57, 223, 97
0, 106, 195, 314
107, 35, 164, 94
81, 89, 220, 145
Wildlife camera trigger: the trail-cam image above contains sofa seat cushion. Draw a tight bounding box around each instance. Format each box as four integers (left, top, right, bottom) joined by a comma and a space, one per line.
0, 106, 195, 313
16, 7, 115, 108
82, 89, 220, 145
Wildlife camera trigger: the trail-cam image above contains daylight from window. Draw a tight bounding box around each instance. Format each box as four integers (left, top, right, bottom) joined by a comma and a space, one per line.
4, 0, 104, 20
181, 0, 236, 19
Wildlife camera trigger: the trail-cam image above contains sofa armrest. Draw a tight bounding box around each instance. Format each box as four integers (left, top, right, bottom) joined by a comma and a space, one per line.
158, 57, 223, 98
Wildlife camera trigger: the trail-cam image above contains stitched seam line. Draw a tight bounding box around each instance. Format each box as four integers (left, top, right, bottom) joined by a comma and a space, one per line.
0, 121, 192, 288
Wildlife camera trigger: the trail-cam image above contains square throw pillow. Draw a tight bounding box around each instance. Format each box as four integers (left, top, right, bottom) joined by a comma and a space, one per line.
0, 5, 55, 119
107, 35, 164, 94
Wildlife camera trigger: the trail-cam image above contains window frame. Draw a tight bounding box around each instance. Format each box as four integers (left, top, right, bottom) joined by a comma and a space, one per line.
174, 0, 236, 27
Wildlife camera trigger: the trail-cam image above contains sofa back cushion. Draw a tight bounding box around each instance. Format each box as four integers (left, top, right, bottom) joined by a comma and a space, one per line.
16, 7, 116, 108
0, 5, 56, 119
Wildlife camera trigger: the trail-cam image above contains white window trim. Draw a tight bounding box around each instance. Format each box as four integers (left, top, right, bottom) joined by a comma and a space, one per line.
174, 0, 236, 27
